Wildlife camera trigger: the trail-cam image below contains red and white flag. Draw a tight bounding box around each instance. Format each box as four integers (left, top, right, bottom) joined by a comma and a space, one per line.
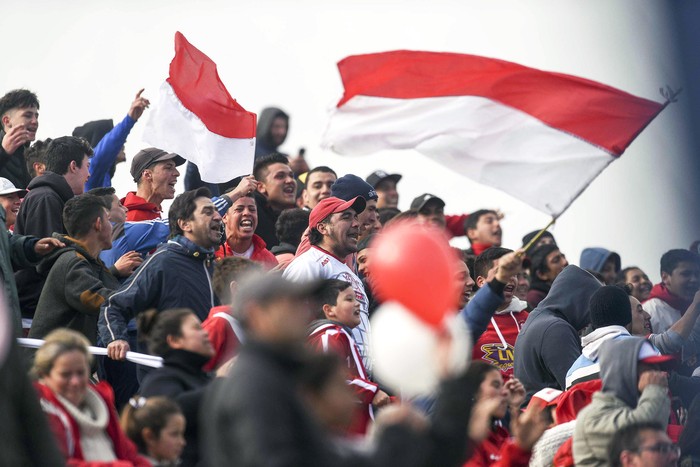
322, 51, 666, 217
143, 32, 256, 183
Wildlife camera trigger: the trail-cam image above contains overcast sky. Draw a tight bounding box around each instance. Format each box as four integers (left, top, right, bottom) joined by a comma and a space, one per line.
3, 0, 696, 281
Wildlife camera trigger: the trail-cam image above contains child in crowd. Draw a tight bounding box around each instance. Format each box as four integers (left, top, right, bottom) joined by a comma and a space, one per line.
307, 279, 390, 435
201, 257, 262, 371
121, 396, 186, 467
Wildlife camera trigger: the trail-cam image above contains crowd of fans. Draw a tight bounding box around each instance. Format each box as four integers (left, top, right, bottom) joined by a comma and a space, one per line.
1, 86, 699, 467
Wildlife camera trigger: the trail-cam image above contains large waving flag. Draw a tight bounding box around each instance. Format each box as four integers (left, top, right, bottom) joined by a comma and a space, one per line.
321, 51, 666, 217
143, 32, 256, 183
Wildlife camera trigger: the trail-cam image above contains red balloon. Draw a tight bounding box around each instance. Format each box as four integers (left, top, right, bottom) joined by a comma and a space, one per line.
369, 220, 459, 327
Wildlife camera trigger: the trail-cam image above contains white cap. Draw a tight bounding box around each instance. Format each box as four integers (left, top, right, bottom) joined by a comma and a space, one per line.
0, 178, 27, 197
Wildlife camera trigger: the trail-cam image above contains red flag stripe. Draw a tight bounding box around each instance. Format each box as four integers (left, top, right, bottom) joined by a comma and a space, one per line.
167, 32, 256, 139
336, 51, 663, 156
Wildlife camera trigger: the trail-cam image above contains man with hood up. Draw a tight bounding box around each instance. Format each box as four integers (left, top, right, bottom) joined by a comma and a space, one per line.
254, 107, 289, 159
572, 337, 672, 466
580, 247, 621, 285
514, 265, 602, 399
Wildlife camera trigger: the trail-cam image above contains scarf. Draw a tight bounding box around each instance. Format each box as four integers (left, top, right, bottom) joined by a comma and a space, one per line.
647, 283, 692, 314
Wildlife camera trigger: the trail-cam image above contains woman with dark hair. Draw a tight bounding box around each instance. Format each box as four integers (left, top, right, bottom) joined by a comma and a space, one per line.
463, 361, 547, 466
138, 308, 218, 466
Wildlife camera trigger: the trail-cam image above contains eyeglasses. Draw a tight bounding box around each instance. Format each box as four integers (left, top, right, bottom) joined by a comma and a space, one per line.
638, 443, 680, 456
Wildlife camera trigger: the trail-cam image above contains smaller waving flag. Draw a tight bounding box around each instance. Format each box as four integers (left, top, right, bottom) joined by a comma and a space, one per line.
143, 32, 256, 183
321, 51, 667, 217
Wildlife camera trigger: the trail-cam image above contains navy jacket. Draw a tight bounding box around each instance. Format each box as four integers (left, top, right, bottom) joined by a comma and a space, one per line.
98, 235, 218, 346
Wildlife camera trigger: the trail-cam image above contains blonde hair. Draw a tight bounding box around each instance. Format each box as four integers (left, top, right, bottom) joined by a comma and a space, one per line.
33, 328, 92, 378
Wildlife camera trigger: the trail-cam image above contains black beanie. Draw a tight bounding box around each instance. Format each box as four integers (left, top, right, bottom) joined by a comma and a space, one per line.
521, 229, 555, 248
588, 285, 632, 329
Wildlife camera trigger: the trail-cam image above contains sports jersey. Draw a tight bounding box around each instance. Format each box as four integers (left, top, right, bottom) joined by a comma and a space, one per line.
308, 320, 378, 435
472, 297, 528, 381
284, 246, 372, 371
201, 305, 245, 372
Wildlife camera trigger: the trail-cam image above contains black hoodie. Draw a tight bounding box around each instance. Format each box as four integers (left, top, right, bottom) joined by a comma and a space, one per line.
0, 130, 32, 189
14, 171, 75, 318
254, 107, 289, 159
514, 265, 602, 399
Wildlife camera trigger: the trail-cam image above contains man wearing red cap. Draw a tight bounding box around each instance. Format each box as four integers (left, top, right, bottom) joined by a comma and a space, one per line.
283, 196, 373, 370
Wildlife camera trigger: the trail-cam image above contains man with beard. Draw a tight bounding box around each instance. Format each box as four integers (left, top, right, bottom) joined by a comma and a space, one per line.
252, 153, 297, 249
0, 89, 39, 189
216, 193, 277, 269
283, 196, 374, 371
99, 188, 224, 366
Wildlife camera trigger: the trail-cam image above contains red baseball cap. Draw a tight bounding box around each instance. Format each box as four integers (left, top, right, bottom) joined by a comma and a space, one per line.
638, 341, 675, 365
309, 196, 366, 229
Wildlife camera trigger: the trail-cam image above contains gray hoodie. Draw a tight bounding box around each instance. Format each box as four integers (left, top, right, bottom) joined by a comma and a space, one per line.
573, 337, 670, 466
514, 265, 602, 399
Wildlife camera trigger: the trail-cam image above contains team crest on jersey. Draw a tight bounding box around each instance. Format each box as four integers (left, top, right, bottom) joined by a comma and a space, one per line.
480, 343, 515, 372
320, 258, 330, 267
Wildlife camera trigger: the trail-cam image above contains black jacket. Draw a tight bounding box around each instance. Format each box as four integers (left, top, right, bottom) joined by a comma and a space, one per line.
201, 340, 475, 467
14, 171, 75, 318
141, 349, 212, 467
0, 130, 32, 189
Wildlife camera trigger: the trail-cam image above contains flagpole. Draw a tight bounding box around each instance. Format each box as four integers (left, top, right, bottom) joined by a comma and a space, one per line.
520, 217, 557, 254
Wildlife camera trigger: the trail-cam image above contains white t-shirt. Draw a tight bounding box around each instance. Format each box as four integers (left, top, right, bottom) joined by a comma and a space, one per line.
284, 246, 372, 371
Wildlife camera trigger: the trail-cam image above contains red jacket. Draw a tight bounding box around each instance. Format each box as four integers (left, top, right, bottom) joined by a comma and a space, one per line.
202, 305, 244, 372
122, 192, 161, 221
464, 425, 531, 467
472, 301, 528, 381
308, 321, 378, 435
215, 234, 278, 269
34, 381, 150, 467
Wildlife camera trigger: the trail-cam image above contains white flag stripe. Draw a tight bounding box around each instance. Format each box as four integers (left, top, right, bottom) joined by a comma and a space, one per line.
143, 82, 255, 183
323, 95, 615, 217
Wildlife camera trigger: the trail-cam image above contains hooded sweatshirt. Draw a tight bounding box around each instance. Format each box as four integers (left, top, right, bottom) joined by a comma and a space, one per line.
254, 107, 289, 159
565, 325, 630, 389
572, 337, 670, 466
579, 248, 620, 275
29, 234, 120, 344
14, 171, 75, 318
514, 266, 602, 399
472, 297, 528, 381
0, 130, 31, 189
